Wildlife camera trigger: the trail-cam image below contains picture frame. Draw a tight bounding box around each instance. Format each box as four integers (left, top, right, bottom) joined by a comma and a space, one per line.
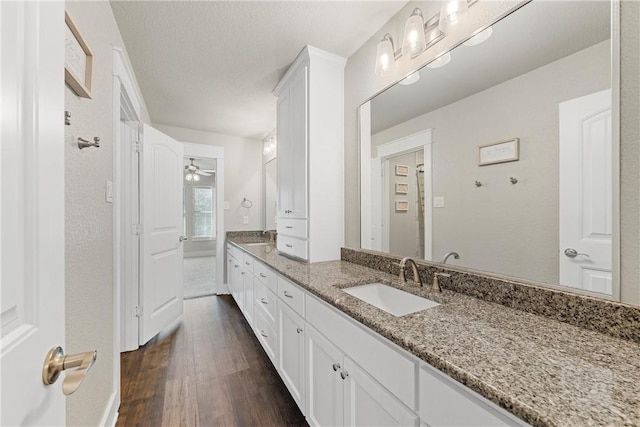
478, 138, 519, 166
65, 11, 93, 99
395, 183, 409, 194
395, 165, 409, 176
395, 200, 409, 211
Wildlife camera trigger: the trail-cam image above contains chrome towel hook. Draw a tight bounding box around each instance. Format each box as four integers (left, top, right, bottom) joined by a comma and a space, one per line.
510, 177, 518, 184
475, 180, 482, 187
78, 137, 100, 149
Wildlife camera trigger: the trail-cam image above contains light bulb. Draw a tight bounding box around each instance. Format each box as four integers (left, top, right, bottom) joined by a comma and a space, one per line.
185, 173, 193, 182
193, 173, 200, 182
439, 0, 469, 32
402, 9, 427, 58
374, 34, 396, 77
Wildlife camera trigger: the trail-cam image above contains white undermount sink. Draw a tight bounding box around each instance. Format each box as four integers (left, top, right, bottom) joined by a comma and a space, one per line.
343, 283, 439, 317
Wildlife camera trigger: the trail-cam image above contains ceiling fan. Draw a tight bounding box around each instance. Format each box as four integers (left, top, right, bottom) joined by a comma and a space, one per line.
184, 158, 215, 182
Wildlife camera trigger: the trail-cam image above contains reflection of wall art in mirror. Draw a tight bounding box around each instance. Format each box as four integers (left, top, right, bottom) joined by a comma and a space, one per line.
396, 200, 409, 211
395, 165, 409, 176
395, 183, 409, 194
478, 138, 519, 166
64, 11, 93, 99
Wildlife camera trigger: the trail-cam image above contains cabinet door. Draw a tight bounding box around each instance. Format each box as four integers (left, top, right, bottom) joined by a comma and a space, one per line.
230, 257, 242, 308
343, 356, 419, 427
278, 302, 306, 411
306, 325, 344, 427
288, 66, 308, 219
243, 270, 254, 326
277, 89, 293, 217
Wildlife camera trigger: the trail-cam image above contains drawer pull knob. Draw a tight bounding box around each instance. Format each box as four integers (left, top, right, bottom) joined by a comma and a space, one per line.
332, 363, 341, 372
260, 298, 268, 305
286, 226, 293, 229
260, 330, 268, 338
260, 273, 267, 278
340, 371, 349, 380
241, 272, 245, 275
283, 291, 294, 298
296, 327, 303, 334
245, 261, 251, 266
234, 264, 238, 268
285, 244, 293, 248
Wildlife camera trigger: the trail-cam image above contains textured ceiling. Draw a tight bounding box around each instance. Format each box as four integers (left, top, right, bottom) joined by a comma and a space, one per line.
110, 1, 407, 139
371, 1, 611, 133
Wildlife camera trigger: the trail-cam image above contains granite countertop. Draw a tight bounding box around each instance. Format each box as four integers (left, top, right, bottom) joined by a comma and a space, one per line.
227, 236, 640, 427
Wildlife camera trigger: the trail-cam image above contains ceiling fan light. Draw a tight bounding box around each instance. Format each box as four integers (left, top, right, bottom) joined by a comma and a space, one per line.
193, 173, 200, 182
185, 173, 194, 182
402, 9, 427, 59
439, 0, 469, 32
374, 34, 396, 77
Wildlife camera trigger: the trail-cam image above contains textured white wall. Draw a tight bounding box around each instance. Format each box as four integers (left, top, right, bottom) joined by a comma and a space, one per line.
153, 124, 264, 232
64, 1, 149, 425
344, 0, 640, 305
371, 42, 610, 284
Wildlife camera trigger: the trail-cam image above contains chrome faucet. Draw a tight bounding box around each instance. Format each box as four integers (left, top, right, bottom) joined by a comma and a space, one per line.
432, 272, 451, 293
441, 251, 460, 264
398, 257, 423, 287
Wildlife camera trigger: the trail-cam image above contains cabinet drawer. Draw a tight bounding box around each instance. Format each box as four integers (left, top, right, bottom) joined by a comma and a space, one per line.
227, 243, 242, 260
277, 235, 308, 260
277, 276, 305, 317
419, 364, 523, 426
306, 295, 416, 411
242, 252, 254, 273
254, 308, 277, 365
254, 260, 277, 294
254, 279, 277, 327
277, 218, 308, 239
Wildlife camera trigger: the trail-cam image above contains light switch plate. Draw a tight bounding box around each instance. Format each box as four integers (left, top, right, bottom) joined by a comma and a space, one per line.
242, 216, 249, 224
224, 201, 230, 210
105, 180, 113, 203
433, 196, 445, 208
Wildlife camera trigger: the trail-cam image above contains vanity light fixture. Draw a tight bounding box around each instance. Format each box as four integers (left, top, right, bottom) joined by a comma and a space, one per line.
374, 0, 478, 78
399, 71, 420, 86
426, 52, 452, 69
463, 26, 493, 47
185, 171, 200, 182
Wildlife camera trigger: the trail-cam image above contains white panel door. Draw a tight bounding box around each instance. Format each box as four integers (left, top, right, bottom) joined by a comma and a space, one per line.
343, 357, 419, 427
1, 1, 66, 424
140, 124, 184, 345
559, 90, 612, 294
306, 325, 344, 427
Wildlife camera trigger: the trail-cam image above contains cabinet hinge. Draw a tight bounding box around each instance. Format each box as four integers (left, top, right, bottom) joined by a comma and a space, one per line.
135, 306, 143, 317
134, 224, 143, 235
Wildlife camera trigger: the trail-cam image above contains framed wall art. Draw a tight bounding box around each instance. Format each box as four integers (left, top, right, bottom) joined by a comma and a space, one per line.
395, 165, 409, 176
395, 200, 409, 211
478, 138, 519, 166
65, 11, 93, 98
395, 183, 409, 194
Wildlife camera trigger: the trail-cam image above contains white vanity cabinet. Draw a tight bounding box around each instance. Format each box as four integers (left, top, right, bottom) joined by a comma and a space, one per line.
278, 302, 306, 412
273, 46, 346, 262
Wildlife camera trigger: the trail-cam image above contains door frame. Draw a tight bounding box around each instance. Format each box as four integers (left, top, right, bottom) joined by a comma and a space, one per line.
183, 143, 226, 294
371, 130, 433, 261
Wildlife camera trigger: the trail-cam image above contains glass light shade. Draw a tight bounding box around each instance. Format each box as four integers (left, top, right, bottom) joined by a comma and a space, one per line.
193, 173, 201, 182
463, 26, 493, 46
374, 34, 396, 77
439, 0, 469, 32
426, 52, 452, 69
399, 71, 420, 86
402, 9, 427, 58
185, 173, 194, 182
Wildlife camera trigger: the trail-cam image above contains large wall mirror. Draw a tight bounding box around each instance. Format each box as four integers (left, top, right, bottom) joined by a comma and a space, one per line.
359, 1, 619, 299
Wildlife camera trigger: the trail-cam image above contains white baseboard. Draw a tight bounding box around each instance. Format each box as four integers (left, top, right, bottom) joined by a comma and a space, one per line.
184, 250, 216, 258
99, 391, 119, 427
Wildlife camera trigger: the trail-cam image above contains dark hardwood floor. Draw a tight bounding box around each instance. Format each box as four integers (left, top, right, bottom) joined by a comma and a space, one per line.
117, 295, 308, 426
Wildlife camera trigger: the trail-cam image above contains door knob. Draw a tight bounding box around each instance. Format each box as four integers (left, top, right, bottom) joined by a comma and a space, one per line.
564, 248, 589, 258
179, 235, 188, 242
43, 346, 97, 395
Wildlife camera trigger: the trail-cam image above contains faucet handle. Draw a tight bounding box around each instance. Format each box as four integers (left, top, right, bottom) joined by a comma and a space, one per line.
432, 272, 451, 293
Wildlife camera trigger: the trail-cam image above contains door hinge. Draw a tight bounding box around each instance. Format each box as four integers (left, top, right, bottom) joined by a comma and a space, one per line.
133, 140, 142, 153
134, 224, 143, 235
135, 306, 143, 317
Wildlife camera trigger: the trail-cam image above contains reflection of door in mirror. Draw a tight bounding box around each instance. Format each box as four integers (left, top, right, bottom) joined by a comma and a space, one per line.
265, 158, 277, 230
559, 89, 612, 295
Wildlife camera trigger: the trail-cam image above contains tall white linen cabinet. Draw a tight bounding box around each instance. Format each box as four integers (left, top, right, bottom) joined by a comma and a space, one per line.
274, 46, 346, 262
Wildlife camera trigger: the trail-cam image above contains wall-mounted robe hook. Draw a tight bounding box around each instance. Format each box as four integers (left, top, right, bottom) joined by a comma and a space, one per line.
241, 198, 253, 208
78, 137, 100, 149
475, 180, 482, 187
510, 177, 518, 184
